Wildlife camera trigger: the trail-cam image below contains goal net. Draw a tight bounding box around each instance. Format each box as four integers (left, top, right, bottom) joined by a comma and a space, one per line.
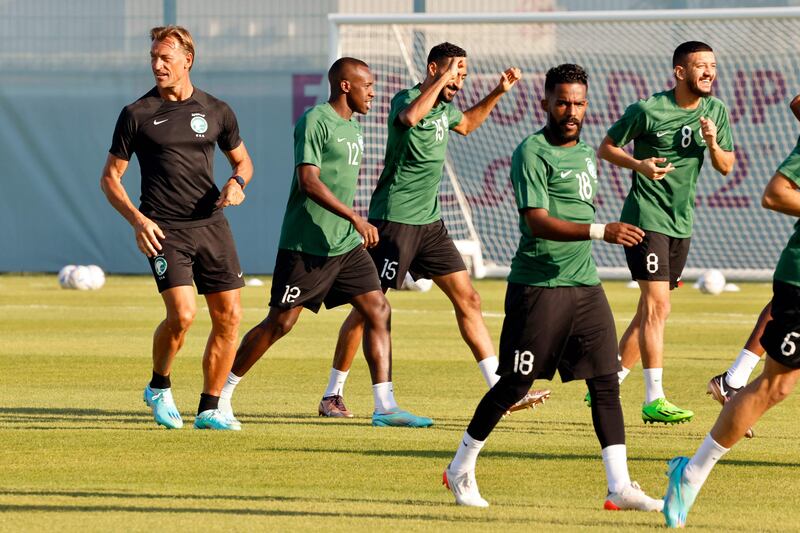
330, 8, 800, 280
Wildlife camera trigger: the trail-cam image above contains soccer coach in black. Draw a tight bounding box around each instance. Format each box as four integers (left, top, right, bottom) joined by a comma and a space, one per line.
100, 26, 253, 430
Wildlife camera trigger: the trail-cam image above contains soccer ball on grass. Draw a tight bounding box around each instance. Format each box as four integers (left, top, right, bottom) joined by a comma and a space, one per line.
698, 269, 726, 295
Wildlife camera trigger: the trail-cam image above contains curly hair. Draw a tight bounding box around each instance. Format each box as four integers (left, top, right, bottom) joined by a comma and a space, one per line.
544, 64, 588, 94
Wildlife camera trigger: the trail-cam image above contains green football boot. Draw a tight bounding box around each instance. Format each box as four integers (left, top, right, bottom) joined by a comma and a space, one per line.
642, 398, 694, 424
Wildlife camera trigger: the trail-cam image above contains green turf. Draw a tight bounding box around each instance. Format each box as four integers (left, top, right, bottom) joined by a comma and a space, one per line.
0, 274, 796, 531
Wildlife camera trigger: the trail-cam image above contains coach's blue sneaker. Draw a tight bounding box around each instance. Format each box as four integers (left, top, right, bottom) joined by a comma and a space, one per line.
663, 456, 698, 528
143, 385, 183, 429
193, 409, 242, 431
372, 409, 433, 428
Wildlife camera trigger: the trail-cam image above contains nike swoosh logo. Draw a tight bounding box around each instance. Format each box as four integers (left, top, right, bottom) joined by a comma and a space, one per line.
237, 272, 243, 278
153, 119, 169, 125
718, 378, 726, 397
656, 131, 669, 137
560, 170, 572, 178
337, 137, 347, 142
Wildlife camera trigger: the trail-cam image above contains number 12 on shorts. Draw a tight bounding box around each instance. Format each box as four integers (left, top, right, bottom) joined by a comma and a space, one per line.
513, 350, 535, 375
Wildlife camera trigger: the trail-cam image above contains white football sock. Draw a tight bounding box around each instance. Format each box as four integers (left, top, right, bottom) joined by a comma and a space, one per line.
643, 368, 665, 403
372, 381, 398, 414
725, 349, 762, 389
684, 434, 730, 489
478, 356, 500, 387
323, 368, 349, 398
618, 366, 631, 384
449, 431, 486, 475
220, 372, 241, 400
601, 444, 632, 493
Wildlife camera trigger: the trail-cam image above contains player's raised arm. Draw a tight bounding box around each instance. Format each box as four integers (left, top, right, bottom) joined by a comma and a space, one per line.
699, 116, 735, 175
522, 207, 644, 247
597, 135, 675, 181
216, 142, 253, 208
398, 56, 461, 128
297, 164, 378, 248
452, 67, 521, 136
100, 153, 164, 257
762, 172, 800, 217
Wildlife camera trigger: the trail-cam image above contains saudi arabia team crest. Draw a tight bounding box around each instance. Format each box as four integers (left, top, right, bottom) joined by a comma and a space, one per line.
190, 115, 208, 134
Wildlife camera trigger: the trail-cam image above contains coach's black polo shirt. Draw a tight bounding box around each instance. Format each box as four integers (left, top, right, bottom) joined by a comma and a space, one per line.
109, 87, 242, 229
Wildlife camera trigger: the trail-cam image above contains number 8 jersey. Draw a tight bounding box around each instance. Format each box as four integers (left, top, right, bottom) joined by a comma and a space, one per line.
508, 129, 600, 288
279, 102, 364, 257
607, 89, 734, 238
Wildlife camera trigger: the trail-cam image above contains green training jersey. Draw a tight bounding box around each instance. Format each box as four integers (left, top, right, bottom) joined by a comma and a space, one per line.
608, 89, 734, 238
368, 85, 464, 225
278, 103, 364, 257
508, 129, 601, 287
774, 138, 800, 287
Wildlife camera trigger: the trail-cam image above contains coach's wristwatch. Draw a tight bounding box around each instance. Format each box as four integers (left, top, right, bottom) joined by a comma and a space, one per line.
229, 175, 246, 189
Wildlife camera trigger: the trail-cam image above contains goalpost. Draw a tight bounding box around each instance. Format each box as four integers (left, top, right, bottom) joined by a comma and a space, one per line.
329, 8, 800, 281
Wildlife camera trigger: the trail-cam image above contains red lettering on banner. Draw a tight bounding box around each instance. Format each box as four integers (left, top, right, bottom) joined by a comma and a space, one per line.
729, 70, 747, 125
699, 147, 750, 208
467, 157, 512, 207
292, 74, 323, 123
751, 70, 786, 124
606, 71, 649, 122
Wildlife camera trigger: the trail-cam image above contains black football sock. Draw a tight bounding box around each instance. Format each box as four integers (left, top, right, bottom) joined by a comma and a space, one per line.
198, 393, 220, 415
587, 373, 625, 448
149, 371, 171, 389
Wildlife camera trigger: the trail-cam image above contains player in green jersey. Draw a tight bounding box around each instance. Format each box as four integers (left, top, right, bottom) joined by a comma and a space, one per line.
663, 131, 800, 528
597, 41, 736, 424
218, 58, 431, 428
443, 64, 662, 512
317, 42, 550, 419
705, 95, 800, 436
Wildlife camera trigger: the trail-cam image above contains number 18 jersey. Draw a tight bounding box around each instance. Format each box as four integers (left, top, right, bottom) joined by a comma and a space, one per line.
508, 129, 600, 287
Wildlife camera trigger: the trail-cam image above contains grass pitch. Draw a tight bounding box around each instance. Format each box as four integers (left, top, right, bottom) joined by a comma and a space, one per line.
0, 274, 797, 531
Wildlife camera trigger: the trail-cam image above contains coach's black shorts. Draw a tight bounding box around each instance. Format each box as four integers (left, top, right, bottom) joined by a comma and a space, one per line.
624, 230, 690, 289
761, 280, 800, 369
367, 219, 466, 289
147, 218, 244, 295
269, 246, 381, 313
497, 283, 620, 383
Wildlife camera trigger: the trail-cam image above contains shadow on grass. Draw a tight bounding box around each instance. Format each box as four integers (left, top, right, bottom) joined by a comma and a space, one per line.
0, 491, 661, 528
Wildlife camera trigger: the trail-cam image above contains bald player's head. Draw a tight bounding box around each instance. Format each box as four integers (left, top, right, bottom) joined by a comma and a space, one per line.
328, 57, 374, 115
329, 57, 369, 91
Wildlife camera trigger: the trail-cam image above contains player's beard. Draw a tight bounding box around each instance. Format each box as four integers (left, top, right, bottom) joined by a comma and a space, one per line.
688, 76, 713, 97
439, 85, 458, 103
547, 116, 582, 144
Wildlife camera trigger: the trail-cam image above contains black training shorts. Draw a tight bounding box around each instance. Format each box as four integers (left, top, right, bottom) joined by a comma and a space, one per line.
269, 246, 381, 313
761, 280, 800, 369
497, 283, 620, 383
367, 219, 466, 289
147, 218, 244, 295
624, 230, 690, 289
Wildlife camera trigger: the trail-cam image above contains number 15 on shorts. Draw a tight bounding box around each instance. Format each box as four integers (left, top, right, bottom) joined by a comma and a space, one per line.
513, 350, 535, 375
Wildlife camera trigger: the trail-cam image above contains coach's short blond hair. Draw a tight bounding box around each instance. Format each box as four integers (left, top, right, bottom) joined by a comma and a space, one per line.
150, 25, 195, 69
